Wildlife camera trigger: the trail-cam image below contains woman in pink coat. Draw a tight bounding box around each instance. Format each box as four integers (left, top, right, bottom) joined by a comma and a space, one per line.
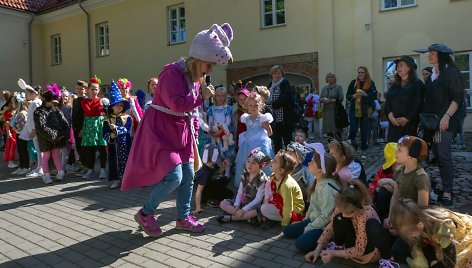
121, 23, 234, 237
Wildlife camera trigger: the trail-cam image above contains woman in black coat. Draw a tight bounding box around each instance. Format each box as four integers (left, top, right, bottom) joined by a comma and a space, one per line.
415, 43, 464, 206
384, 56, 425, 142
267, 65, 296, 152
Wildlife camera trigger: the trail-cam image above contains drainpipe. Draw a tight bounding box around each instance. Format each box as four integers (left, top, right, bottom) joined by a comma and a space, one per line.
28, 13, 34, 84
79, 0, 92, 77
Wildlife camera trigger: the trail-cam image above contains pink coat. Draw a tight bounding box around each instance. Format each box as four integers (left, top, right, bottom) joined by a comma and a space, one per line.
121, 61, 202, 191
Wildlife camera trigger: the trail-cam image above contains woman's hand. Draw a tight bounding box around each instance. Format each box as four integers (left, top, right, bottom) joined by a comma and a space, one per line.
320, 250, 334, 264
305, 249, 321, 263
388, 113, 399, 126
439, 115, 450, 133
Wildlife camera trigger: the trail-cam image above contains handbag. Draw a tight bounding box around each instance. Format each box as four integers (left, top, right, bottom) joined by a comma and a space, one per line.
317, 104, 324, 119
419, 113, 440, 131
335, 100, 349, 129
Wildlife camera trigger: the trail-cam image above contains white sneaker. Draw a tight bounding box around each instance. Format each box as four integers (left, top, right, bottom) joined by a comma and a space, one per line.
56, 170, 65, 181
26, 168, 43, 178
99, 169, 107, 179
82, 170, 95, 180
42, 174, 53, 184
12, 168, 23, 175
8, 161, 18, 168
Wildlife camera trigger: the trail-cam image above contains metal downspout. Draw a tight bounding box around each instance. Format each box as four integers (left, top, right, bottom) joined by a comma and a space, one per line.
79, 0, 92, 77
28, 13, 34, 84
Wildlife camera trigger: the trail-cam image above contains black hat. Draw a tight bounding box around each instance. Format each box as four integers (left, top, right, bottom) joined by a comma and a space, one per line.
412, 43, 453, 54
394, 55, 417, 70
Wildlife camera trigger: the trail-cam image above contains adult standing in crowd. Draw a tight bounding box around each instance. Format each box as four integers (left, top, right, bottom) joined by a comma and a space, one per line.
320, 72, 344, 141
421, 67, 433, 83
415, 43, 464, 206
267, 65, 295, 152
384, 56, 425, 142
121, 23, 233, 237
346, 66, 377, 159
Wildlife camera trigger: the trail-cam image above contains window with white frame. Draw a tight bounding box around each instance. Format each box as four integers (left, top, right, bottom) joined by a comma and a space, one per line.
454, 52, 472, 109
382, 55, 419, 94
381, 0, 416, 10
262, 0, 285, 28
168, 5, 186, 44
51, 34, 62, 65
96, 23, 110, 56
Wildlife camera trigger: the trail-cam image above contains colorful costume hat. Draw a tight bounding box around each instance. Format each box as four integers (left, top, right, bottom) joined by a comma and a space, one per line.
109, 80, 130, 112
189, 23, 233, 65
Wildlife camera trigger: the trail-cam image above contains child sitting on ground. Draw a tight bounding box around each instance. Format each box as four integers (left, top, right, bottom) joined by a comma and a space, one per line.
305, 180, 391, 266
261, 150, 305, 229
283, 143, 340, 253
390, 198, 472, 268
368, 142, 398, 221
286, 141, 314, 205
328, 140, 355, 187
192, 144, 228, 215
217, 148, 270, 224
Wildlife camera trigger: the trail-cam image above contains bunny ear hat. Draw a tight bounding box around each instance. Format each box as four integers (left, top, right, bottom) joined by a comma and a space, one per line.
189, 23, 234, 65
18, 78, 37, 93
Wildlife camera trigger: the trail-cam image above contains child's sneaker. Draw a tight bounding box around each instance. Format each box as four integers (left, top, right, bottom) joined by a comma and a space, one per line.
56, 170, 65, 181
42, 174, 53, 184
18, 168, 31, 175
379, 259, 400, 268
323, 242, 344, 251
134, 209, 162, 237
109, 180, 121, 189
99, 169, 107, 179
176, 215, 205, 233
8, 161, 18, 168
26, 168, 43, 178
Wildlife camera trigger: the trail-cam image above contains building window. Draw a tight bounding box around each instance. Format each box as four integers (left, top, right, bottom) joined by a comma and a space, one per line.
381, 0, 416, 10
261, 0, 285, 28
168, 5, 186, 44
382, 55, 419, 93
51, 34, 62, 65
96, 23, 110, 56
455, 52, 472, 109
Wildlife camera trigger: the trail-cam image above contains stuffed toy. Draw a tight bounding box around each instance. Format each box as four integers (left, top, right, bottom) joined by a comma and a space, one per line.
210, 123, 234, 152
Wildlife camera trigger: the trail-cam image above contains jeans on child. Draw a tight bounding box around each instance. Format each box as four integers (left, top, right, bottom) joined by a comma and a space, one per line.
283, 219, 323, 253
142, 163, 194, 220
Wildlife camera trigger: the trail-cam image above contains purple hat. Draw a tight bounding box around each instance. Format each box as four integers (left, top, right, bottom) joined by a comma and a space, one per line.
189, 23, 234, 65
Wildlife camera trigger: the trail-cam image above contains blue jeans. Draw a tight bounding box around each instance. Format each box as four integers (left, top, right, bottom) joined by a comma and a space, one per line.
283, 219, 323, 253
348, 109, 369, 150
142, 163, 194, 220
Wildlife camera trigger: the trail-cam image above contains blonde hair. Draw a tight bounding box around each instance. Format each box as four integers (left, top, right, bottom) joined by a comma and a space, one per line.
246, 92, 264, 111
12, 93, 27, 112
254, 85, 270, 101
390, 199, 472, 267
325, 72, 337, 83
186, 57, 212, 82
214, 86, 228, 105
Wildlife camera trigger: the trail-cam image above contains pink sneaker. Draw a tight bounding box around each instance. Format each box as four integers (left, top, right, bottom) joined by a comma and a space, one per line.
134, 209, 162, 237
176, 215, 205, 233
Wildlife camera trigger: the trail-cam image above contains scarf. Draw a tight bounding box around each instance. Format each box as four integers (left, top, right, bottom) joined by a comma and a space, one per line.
354, 79, 372, 118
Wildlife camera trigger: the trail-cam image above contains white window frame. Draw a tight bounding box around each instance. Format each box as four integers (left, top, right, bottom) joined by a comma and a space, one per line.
51, 34, 62, 65
454, 51, 472, 109
96, 22, 110, 57
380, 0, 417, 11
168, 4, 186, 44
382, 55, 419, 93
261, 0, 286, 28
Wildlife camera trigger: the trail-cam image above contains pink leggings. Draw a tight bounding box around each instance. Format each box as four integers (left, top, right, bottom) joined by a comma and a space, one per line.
42, 148, 62, 174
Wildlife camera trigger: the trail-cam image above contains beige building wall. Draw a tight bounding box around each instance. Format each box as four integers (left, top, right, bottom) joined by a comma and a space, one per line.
0, 9, 31, 90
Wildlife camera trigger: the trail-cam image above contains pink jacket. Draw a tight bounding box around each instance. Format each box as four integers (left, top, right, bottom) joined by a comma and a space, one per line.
121, 61, 202, 190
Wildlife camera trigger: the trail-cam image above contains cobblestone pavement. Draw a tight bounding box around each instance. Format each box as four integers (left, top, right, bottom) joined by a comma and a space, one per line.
0, 134, 470, 268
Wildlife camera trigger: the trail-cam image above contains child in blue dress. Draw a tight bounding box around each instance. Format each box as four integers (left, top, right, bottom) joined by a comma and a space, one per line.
234, 92, 274, 188
103, 81, 132, 189
207, 86, 233, 179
